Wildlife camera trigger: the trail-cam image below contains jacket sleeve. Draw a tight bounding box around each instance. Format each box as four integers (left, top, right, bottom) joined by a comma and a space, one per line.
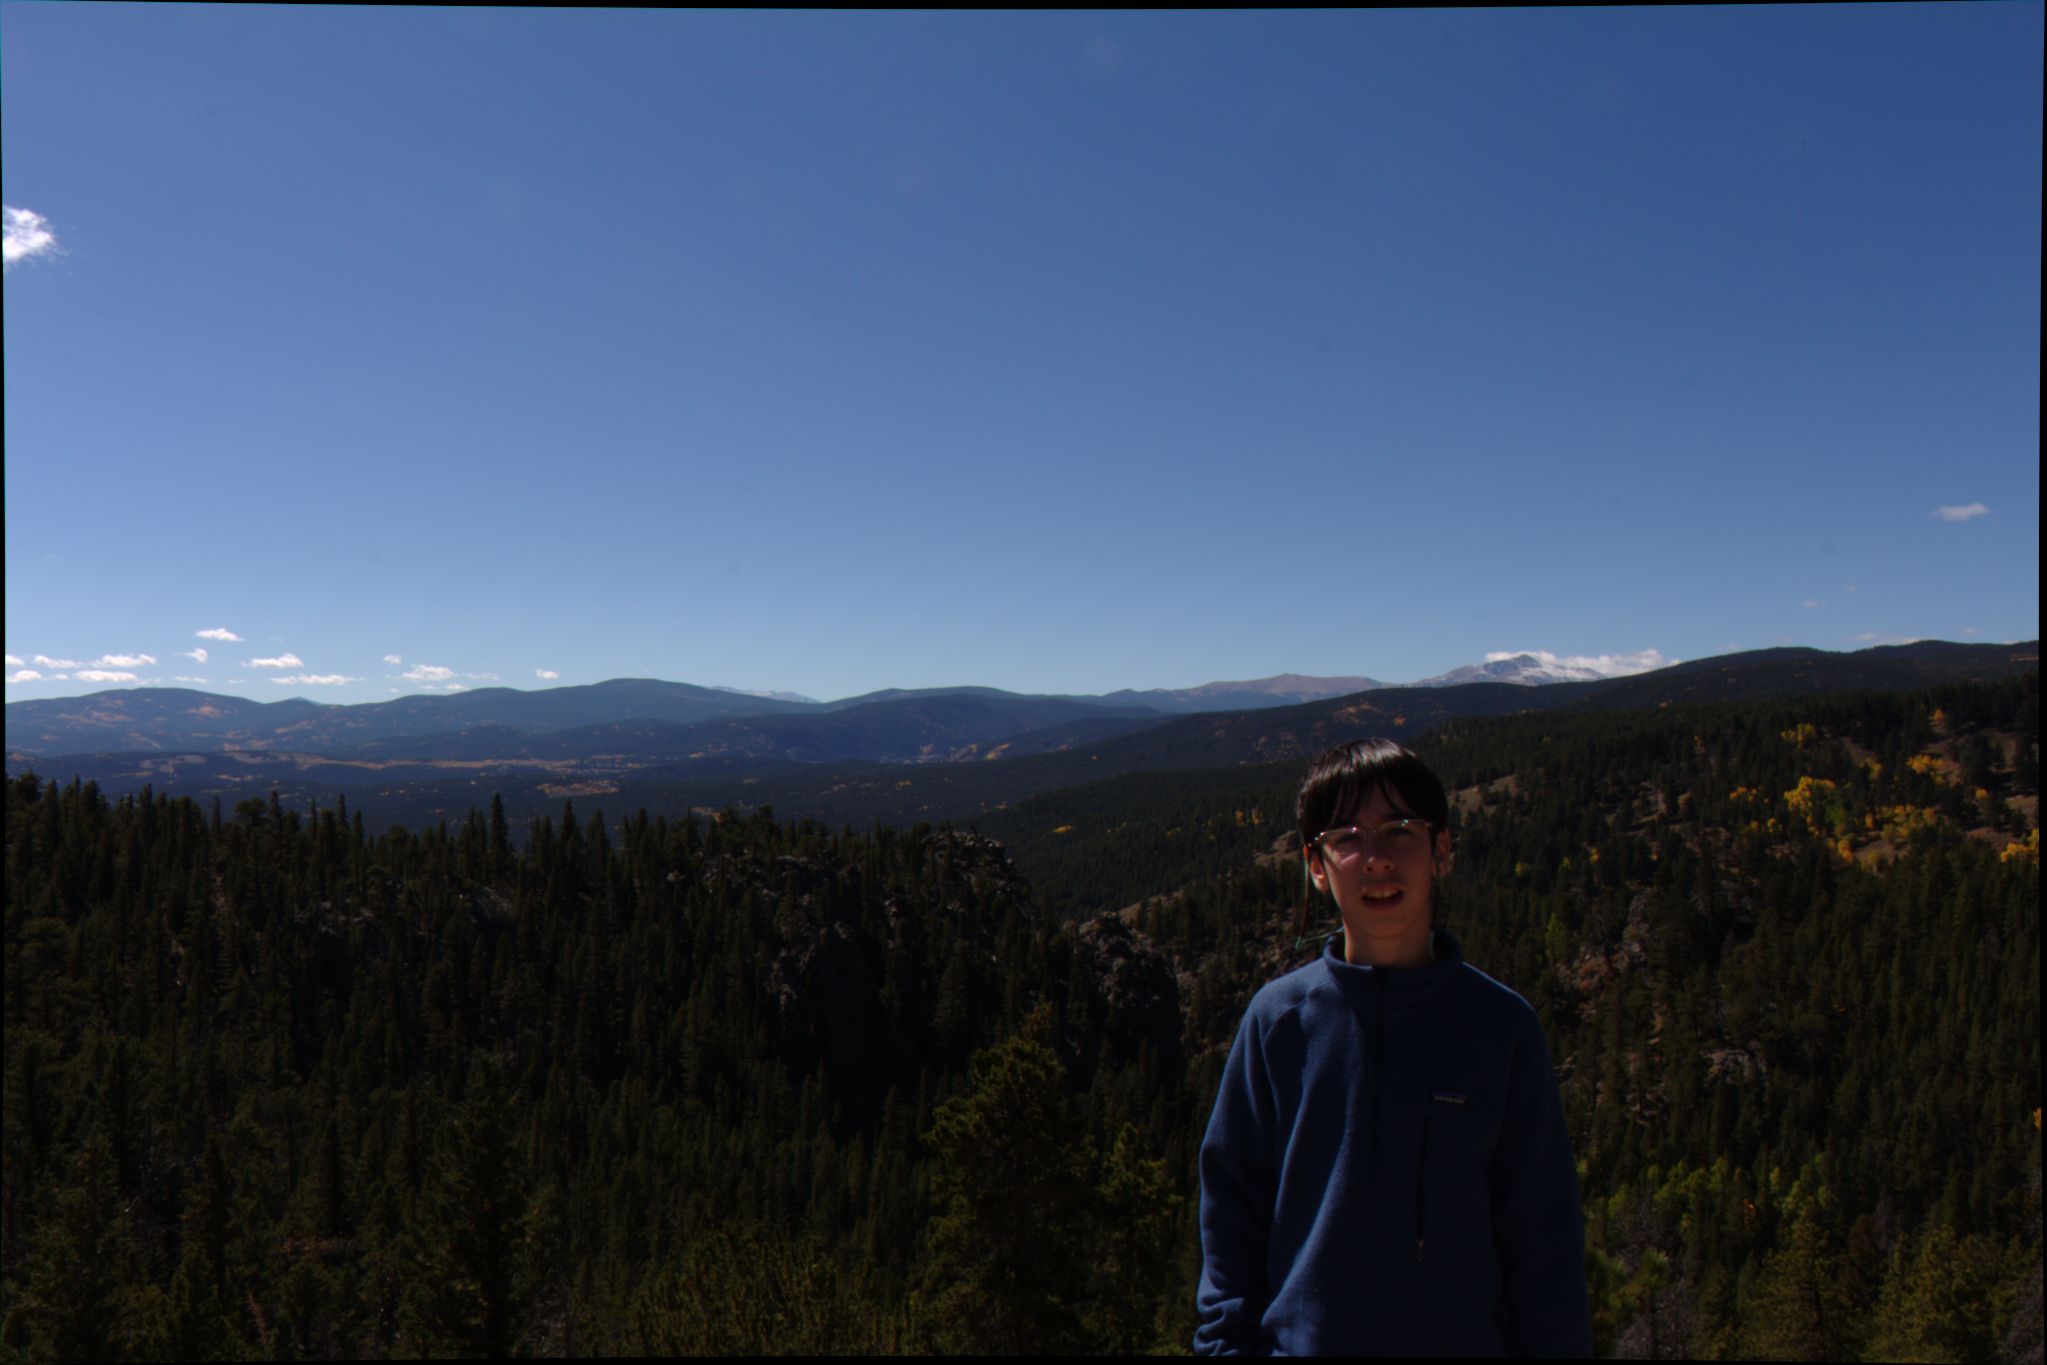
1192, 1008, 1278, 1355
1492, 1014, 1593, 1357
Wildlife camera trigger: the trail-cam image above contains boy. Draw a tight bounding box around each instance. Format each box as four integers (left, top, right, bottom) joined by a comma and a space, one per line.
1194, 739, 1592, 1355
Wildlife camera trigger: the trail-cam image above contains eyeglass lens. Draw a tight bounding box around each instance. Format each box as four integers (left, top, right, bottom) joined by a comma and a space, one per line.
1317, 819, 1426, 859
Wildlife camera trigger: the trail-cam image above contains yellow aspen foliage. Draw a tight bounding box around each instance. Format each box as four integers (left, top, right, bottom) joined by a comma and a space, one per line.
1834, 836, 1855, 866
1878, 805, 1942, 843
1729, 786, 1761, 804
2000, 829, 2039, 864
1780, 723, 1820, 748
1929, 706, 1950, 734
1905, 752, 1962, 786
1783, 776, 1837, 808
1784, 776, 1844, 836
1862, 757, 1883, 780
1052, 825, 1074, 835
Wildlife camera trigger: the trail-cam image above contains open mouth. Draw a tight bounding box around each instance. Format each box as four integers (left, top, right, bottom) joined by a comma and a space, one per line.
1360, 886, 1404, 906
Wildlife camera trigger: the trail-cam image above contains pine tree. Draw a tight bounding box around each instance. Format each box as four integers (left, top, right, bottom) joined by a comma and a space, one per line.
1086, 1121, 1185, 1353
626, 1220, 902, 1354
398, 1062, 524, 1357
9, 1131, 145, 1360
1866, 1219, 2016, 1363
151, 1134, 242, 1362
1740, 1194, 1853, 1360
920, 1005, 1094, 1353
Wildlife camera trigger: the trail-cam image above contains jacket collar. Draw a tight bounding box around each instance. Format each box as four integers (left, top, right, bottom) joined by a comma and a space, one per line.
1320, 928, 1466, 1013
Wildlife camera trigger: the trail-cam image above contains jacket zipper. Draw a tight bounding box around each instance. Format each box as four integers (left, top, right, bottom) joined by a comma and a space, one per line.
1416, 1107, 1429, 1262
1368, 972, 1386, 1211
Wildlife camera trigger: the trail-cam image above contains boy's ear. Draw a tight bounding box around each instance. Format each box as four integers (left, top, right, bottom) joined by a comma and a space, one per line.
1304, 853, 1328, 893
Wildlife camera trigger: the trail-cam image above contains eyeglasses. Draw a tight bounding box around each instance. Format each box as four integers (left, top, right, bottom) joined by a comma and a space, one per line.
1311, 818, 1432, 863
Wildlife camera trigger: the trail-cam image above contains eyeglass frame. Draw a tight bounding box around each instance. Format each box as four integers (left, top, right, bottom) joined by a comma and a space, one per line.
1306, 817, 1436, 864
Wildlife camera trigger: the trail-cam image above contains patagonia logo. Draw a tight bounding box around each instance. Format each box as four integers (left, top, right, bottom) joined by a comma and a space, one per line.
1432, 1090, 1467, 1105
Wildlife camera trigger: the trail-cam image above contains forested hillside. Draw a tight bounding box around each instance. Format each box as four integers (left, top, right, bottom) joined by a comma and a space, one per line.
2, 675, 2039, 1359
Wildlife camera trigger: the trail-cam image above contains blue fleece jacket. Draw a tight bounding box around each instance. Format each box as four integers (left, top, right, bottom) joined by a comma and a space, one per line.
1194, 930, 1591, 1356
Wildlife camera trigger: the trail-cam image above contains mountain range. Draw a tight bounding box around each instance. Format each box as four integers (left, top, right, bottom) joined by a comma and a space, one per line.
3, 673, 1365, 758
0, 656, 1667, 761
5, 640, 2034, 836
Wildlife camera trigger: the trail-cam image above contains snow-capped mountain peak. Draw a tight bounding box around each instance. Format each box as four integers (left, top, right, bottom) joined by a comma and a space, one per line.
1407, 654, 1611, 687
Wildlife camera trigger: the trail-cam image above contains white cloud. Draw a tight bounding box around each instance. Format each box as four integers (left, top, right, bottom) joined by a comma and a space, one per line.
1802, 600, 1824, 610
382, 654, 403, 665
402, 664, 456, 683
173, 675, 211, 684
271, 674, 356, 686
1934, 503, 1989, 522
443, 683, 468, 693
1481, 648, 1672, 678
73, 669, 140, 683
2, 206, 58, 271
536, 668, 560, 680
3, 655, 20, 667
32, 655, 82, 670
6, 670, 49, 683
466, 672, 498, 682
92, 653, 158, 668
196, 627, 243, 641
249, 653, 304, 669
182, 648, 209, 663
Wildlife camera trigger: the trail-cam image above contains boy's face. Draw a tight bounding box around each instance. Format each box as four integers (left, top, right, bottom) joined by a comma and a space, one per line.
1305, 783, 1452, 969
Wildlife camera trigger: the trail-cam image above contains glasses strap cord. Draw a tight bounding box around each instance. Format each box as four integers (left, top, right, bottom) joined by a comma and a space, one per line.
1292, 928, 1341, 954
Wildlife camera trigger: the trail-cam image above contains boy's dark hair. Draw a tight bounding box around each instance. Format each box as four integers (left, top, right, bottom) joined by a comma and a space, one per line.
1293, 738, 1452, 948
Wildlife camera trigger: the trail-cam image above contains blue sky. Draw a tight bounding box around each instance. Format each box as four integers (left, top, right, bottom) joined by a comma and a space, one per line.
4, 5, 2039, 705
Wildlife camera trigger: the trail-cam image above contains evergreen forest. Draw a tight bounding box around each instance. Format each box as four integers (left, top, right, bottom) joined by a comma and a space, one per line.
2, 674, 2039, 1359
